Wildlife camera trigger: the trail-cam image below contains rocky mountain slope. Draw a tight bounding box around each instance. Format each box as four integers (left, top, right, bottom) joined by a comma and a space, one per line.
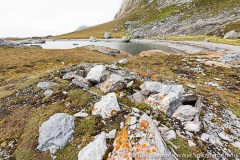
114, 0, 240, 38
56, 0, 240, 40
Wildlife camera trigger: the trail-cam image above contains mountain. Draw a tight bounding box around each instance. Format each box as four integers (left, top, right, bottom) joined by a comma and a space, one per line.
55, 0, 240, 39
75, 25, 88, 31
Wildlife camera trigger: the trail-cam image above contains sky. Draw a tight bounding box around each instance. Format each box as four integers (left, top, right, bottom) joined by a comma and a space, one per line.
0, 0, 123, 38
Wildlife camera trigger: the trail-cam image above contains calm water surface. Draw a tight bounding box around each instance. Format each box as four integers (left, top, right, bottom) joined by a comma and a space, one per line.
37, 40, 181, 55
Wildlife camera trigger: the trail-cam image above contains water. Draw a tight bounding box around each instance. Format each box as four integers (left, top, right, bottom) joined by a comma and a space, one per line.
35, 39, 182, 55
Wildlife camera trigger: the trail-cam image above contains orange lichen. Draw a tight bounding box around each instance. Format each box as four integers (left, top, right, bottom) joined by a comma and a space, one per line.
152, 148, 157, 152
140, 120, 149, 129
114, 127, 129, 150
111, 110, 117, 115
146, 149, 151, 154
142, 144, 147, 148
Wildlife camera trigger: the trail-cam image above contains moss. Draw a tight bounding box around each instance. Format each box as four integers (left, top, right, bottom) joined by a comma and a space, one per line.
66, 89, 93, 110
135, 103, 151, 112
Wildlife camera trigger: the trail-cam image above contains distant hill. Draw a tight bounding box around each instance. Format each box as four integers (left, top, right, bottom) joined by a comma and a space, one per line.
75, 25, 89, 31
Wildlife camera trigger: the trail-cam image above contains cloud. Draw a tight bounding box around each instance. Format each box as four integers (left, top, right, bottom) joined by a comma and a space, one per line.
0, 0, 122, 37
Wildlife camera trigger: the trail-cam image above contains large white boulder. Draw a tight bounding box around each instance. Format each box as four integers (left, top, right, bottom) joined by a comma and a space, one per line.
109, 113, 174, 160
100, 74, 125, 93
145, 92, 179, 113
85, 65, 106, 83
37, 113, 75, 154
92, 93, 120, 118
78, 132, 107, 160
172, 105, 199, 121
140, 81, 185, 96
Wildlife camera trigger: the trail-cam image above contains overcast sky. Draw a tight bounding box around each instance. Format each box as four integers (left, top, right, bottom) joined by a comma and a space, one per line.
0, 0, 123, 38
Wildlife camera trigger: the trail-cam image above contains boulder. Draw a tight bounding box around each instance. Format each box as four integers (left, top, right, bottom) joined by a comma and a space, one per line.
90, 36, 97, 42
63, 71, 75, 80
100, 74, 125, 93
37, 113, 75, 154
104, 32, 111, 39
223, 30, 240, 39
145, 92, 179, 113
109, 113, 174, 160
72, 76, 91, 89
121, 36, 131, 42
78, 132, 107, 160
140, 81, 185, 96
171, 105, 198, 121
218, 132, 232, 142
92, 93, 120, 118
200, 133, 210, 142
85, 65, 106, 83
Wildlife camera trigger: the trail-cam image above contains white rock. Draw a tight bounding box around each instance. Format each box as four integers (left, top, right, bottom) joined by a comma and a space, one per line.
183, 121, 201, 132
218, 132, 232, 142
159, 126, 170, 135
126, 116, 137, 125
106, 129, 117, 139
90, 36, 97, 42
140, 81, 185, 96
129, 124, 137, 130
92, 93, 120, 118
186, 84, 196, 89
43, 90, 53, 97
166, 130, 176, 140
231, 141, 240, 149
188, 140, 196, 147
209, 135, 223, 146
78, 132, 107, 160
74, 112, 88, 118
126, 80, 134, 88
37, 82, 55, 89
72, 76, 90, 89
130, 91, 145, 102
120, 122, 124, 129
63, 71, 75, 80
145, 92, 178, 113
85, 65, 106, 83
214, 78, 221, 81
118, 59, 128, 64
100, 74, 125, 93
132, 107, 140, 113
201, 133, 210, 142
172, 105, 198, 121
37, 113, 75, 154
224, 30, 240, 39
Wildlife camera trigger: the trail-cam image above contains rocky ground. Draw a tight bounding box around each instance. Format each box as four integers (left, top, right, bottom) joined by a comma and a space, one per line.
0, 44, 239, 160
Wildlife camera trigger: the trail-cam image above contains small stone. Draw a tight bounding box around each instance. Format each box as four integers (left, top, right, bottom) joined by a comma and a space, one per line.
37, 82, 55, 89
74, 112, 88, 118
218, 132, 232, 142
72, 76, 90, 89
100, 74, 125, 93
132, 107, 140, 113
201, 133, 210, 142
184, 122, 201, 132
63, 91, 68, 95
43, 90, 53, 97
129, 124, 137, 130
186, 84, 196, 89
214, 78, 221, 81
231, 141, 240, 149
166, 130, 176, 140
118, 59, 128, 64
172, 105, 198, 121
188, 140, 196, 147
129, 91, 145, 102
127, 116, 137, 125
106, 129, 117, 139
120, 122, 124, 129
126, 81, 134, 88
